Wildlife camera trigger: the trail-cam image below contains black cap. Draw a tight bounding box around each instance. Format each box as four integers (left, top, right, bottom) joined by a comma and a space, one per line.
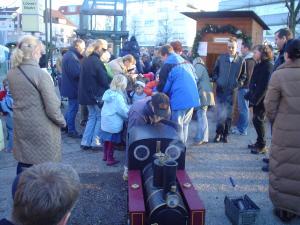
151, 93, 170, 119
285, 39, 300, 60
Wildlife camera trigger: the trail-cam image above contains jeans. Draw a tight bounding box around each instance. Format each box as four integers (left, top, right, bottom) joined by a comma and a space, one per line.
216, 90, 234, 136
65, 98, 79, 133
5, 115, 13, 151
236, 88, 249, 134
194, 106, 209, 143
171, 108, 194, 144
253, 102, 266, 148
80, 105, 89, 124
81, 105, 102, 147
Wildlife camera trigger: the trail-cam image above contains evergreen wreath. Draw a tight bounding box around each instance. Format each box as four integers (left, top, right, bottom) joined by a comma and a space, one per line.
192, 24, 252, 58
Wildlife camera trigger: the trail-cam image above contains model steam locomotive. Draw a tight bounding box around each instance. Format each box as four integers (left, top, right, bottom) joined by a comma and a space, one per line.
127, 123, 205, 225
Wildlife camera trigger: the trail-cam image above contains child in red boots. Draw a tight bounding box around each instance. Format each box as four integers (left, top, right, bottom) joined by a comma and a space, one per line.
101, 75, 130, 166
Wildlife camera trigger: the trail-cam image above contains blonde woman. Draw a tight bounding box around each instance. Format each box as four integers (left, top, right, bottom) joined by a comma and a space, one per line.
108, 54, 137, 92
78, 39, 110, 150
7, 35, 66, 174
101, 74, 129, 166
108, 54, 136, 76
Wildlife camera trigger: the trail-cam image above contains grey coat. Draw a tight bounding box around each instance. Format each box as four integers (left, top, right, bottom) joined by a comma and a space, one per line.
193, 62, 215, 107
212, 53, 245, 91
7, 59, 66, 165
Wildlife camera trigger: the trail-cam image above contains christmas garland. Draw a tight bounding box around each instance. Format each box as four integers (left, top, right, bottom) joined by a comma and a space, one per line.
192, 24, 252, 58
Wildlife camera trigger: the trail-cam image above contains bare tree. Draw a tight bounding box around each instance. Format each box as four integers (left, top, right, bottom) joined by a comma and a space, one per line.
131, 18, 140, 39
157, 16, 173, 45
285, 0, 300, 36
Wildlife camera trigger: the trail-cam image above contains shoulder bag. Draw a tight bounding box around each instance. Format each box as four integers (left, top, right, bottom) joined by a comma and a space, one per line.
18, 66, 40, 93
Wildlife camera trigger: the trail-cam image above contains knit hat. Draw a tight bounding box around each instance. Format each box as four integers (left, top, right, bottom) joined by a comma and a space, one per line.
135, 80, 145, 88
151, 93, 170, 119
285, 39, 300, 60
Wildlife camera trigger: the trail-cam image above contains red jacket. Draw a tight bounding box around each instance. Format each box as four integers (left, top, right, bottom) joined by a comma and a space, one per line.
144, 81, 158, 96
0, 90, 7, 101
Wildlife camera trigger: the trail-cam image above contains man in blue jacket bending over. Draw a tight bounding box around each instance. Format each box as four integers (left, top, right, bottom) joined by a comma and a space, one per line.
157, 44, 200, 144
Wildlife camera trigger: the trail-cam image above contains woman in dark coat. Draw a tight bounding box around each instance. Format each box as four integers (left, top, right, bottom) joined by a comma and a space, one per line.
245, 44, 274, 153
78, 39, 109, 150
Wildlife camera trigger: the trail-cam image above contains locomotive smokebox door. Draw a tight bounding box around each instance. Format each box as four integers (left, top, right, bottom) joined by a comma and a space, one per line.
128, 124, 186, 170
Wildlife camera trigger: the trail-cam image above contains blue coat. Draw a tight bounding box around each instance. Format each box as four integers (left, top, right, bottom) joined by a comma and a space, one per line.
212, 53, 245, 91
161, 53, 200, 110
101, 89, 129, 133
61, 47, 82, 99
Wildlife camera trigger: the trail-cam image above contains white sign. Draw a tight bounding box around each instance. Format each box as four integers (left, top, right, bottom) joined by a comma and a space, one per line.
214, 37, 229, 43
22, 0, 44, 16
198, 42, 208, 56
0, 20, 14, 31
22, 15, 45, 33
22, 0, 45, 32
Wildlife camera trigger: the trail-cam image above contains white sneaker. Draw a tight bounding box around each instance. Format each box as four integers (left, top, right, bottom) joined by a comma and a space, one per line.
231, 127, 239, 134
231, 128, 247, 136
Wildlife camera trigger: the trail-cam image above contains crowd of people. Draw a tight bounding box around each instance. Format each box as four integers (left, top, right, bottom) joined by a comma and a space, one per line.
0, 26, 300, 224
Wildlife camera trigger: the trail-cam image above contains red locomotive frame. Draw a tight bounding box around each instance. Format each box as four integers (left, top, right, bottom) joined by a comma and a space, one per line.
128, 169, 205, 225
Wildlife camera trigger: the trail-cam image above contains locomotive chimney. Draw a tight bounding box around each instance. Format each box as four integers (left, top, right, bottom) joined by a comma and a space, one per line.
156, 141, 161, 153
163, 160, 178, 194
153, 159, 164, 188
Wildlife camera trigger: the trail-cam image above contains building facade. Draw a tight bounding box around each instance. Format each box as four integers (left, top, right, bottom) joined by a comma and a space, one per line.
0, 7, 23, 45
59, 5, 81, 28
218, 0, 300, 41
0, 7, 76, 47
58, 1, 203, 47
50, 10, 77, 47
126, 0, 200, 47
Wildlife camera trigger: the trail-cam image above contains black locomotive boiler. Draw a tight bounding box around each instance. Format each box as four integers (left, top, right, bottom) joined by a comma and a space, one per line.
127, 123, 205, 225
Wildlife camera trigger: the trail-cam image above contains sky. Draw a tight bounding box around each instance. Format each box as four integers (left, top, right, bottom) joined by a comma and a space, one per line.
1, 0, 218, 11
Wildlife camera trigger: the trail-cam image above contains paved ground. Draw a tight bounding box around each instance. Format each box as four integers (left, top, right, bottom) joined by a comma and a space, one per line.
0, 110, 299, 225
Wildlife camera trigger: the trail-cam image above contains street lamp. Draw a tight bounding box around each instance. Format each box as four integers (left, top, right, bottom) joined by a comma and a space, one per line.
44, 0, 48, 64
44, 0, 53, 71
49, 0, 53, 70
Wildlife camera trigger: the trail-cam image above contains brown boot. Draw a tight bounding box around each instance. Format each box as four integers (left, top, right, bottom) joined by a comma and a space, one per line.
106, 142, 119, 166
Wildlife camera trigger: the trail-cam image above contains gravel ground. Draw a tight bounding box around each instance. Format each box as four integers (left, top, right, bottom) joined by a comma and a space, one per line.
68, 172, 127, 225
1, 109, 300, 225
